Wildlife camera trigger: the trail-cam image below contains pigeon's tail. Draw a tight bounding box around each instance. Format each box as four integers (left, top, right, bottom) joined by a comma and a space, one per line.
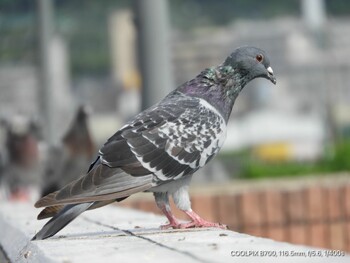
32, 202, 93, 241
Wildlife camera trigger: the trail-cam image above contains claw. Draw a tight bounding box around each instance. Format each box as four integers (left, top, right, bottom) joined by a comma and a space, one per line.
157, 198, 227, 231
160, 222, 180, 230
178, 220, 227, 229
160, 217, 227, 230
182, 209, 227, 229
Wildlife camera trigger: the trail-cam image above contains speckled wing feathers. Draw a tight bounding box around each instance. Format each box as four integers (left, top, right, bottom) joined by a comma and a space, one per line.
100, 92, 227, 182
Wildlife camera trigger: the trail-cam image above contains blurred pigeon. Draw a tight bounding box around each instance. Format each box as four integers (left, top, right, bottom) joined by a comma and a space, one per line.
41, 106, 95, 197
32, 46, 276, 240
1, 115, 41, 200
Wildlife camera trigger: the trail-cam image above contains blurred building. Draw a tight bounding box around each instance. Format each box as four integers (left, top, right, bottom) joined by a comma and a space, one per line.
171, 17, 350, 160
1, 4, 350, 161
109, 9, 141, 121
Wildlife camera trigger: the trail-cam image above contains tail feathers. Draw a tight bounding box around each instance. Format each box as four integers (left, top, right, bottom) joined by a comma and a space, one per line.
37, 205, 65, 220
32, 202, 93, 240
37, 197, 129, 220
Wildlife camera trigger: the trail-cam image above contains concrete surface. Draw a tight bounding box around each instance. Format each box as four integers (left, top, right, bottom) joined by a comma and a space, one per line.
0, 202, 349, 263
0, 245, 10, 263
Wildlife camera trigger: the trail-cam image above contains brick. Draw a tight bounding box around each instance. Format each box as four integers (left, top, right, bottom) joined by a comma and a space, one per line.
307, 186, 324, 221
328, 187, 342, 221
241, 191, 263, 226
288, 189, 306, 223
245, 226, 263, 237
191, 194, 217, 221
137, 200, 160, 214
267, 226, 285, 242
226, 223, 240, 232
169, 200, 189, 220
345, 184, 350, 218
117, 199, 137, 209
346, 223, 350, 253
120, 200, 140, 210
116, 200, 129, 208
217, 194, 240, 228
265, 190, 284, 224
330, 222, 345, 251
310, 222, 328, 249
289, 225, 306, 245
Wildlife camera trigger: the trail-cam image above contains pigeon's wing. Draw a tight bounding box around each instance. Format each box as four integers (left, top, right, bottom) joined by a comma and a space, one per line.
35, 93, 226, 208
101, 93, 227, 182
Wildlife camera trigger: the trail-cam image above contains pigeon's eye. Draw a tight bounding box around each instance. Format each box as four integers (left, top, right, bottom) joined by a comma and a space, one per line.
256, 54, 263, 62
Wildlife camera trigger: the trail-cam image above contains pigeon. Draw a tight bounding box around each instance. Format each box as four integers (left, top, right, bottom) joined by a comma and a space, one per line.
32, 46, 276, 240
41, 106, 95, 197
1, 115, 40, 199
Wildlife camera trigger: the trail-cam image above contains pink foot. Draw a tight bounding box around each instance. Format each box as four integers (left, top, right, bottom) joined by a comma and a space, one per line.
181, 210, 227, 229
158, 203, 182, 230
160, 221, 180, 230
178, 220, 227, 229
161, 220, 226, 230
160, 210, 227, 230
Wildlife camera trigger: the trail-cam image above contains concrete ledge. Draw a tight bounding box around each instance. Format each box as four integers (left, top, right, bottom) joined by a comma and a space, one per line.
0, 203, 349, 263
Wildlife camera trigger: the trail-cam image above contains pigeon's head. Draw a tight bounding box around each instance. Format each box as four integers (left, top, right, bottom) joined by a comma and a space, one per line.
223, 46, 276, 85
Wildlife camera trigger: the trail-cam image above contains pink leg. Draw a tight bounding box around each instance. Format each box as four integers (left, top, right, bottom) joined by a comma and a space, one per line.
159, 204, 181, 230
178, 210, 227, 229
155, 193, 226, 230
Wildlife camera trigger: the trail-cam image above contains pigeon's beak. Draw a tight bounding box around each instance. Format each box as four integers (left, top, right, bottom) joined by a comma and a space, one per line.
267, 66, 276, 85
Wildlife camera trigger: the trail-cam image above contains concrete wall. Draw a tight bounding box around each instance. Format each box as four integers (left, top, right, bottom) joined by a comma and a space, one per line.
1, 202, 349, 262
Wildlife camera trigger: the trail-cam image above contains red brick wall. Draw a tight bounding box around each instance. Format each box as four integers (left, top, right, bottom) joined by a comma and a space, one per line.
119, 178, 350, 252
